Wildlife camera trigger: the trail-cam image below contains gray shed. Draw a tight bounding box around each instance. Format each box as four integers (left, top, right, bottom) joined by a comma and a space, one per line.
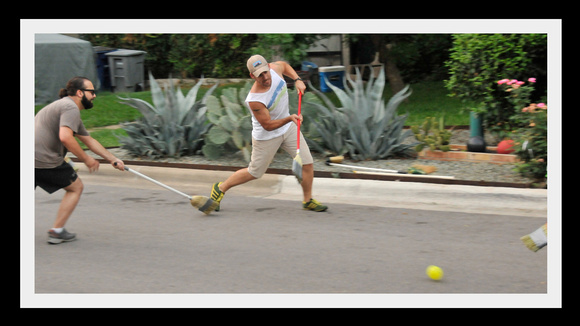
35, 34, 99, 105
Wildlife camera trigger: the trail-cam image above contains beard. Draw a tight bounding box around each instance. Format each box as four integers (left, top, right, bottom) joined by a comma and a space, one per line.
81, 94, 94, 109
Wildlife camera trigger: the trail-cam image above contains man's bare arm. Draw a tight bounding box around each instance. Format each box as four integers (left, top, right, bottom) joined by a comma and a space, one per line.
249, 101, 302, 131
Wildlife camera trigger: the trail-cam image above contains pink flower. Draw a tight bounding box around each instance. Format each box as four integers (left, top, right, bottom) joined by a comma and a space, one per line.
528, 77, 536, 83
497, 79, 509, 85
537, 103, 546, 108
506, 79, 518, 85
516, 81, 525, 86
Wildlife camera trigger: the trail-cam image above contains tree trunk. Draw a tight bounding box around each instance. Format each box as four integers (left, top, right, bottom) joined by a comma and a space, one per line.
369, 35, 405, 95
384, 43, 405, 95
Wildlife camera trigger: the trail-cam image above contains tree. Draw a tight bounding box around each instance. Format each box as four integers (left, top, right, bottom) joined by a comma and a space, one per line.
351, 34, 453, 94
369, 34, 405, 95
82, 33, 321, 79
250, 34, 322, 67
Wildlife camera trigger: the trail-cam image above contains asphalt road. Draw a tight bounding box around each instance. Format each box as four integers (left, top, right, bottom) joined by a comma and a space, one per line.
27, 166, 551, 307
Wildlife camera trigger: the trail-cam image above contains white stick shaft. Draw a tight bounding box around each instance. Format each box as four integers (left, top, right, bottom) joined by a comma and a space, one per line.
328, 162, 454, 179
353, 170, 455, 179
328, 162, 399, 173
126, 167, 191, 200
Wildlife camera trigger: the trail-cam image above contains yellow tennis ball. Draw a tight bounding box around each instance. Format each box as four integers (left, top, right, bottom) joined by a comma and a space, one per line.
426, 265, 443, 280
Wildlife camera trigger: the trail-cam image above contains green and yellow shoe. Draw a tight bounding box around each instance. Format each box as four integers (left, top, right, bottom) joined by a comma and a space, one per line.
303, 198, 328, 212
210, 182, 224, 211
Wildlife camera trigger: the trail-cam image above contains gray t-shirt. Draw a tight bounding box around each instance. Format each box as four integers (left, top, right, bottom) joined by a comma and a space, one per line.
35, 97, 89, 168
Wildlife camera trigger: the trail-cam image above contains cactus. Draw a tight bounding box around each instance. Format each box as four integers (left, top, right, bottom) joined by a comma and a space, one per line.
117, 72, 217, 158
411, 116, 454, 152
202, 82, 253, 162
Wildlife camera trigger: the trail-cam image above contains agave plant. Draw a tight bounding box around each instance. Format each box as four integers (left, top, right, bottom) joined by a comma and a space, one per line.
117, 72, 217, 158
203, 82, 253, 162
308, 68, 417, 160
203, 82, 325, 161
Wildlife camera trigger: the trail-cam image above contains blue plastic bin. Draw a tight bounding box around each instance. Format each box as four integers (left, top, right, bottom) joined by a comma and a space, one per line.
301, 61, 318, 72
94, 47, 118, 91
319, 65, 345, 92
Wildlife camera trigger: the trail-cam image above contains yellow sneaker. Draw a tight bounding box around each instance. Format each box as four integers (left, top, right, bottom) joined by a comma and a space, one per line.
210, 182, 224, 211
303, 198, 328, 212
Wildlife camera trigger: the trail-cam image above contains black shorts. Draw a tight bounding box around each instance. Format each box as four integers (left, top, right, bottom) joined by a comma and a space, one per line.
35, 162, 78, 194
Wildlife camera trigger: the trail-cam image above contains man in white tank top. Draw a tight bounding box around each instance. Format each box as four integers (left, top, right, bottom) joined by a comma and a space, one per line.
208, 55, 327, 212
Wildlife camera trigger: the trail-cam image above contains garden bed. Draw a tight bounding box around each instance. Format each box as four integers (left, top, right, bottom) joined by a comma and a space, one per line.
76, 149, 535, 190
71, 128, 537, 188
417, 145, 519, 164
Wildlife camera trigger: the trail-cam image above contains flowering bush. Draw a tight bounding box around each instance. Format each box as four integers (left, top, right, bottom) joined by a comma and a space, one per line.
497, 78, 547, 180
445, 34, 547, 137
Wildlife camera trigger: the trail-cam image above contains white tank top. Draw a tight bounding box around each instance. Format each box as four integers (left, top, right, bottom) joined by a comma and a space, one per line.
245, 71, 290, 140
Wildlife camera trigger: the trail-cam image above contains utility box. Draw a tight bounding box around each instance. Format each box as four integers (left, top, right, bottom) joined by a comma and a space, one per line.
105, 49, 146, 92
319, 65, 345, 92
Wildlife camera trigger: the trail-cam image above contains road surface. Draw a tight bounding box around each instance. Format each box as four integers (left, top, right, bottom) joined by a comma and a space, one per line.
26, 166, 553, 307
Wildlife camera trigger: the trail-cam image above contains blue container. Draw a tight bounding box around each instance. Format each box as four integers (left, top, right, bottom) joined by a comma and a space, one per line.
94, 47, 118, 91
301, 61, 318, 72
319, 65, 345, 92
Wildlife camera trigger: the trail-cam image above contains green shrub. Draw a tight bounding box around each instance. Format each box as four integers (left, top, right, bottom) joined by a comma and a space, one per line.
444, 34, 547, 136
498, 78, 547, 180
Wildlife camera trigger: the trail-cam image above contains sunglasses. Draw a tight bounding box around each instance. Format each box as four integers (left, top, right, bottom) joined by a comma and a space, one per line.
80, 88, 96, 95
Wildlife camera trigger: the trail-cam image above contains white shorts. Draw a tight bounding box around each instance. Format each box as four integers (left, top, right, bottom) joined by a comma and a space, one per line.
247, 122, 313, 178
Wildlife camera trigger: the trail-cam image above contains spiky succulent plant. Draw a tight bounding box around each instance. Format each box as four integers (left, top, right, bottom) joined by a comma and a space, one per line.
117, 72, 217, 158
308, 68, 417, 160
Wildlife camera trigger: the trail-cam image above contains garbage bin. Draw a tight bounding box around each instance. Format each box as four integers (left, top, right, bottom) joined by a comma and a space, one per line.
94, 46, 118, 91
301, 61, 319, 88
301, 61, 318, 72
319, 65, 345, 92
105, 49, 146, 92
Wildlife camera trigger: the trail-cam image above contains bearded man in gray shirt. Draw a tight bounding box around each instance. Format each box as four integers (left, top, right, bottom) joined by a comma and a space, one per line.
35, 76, 125, 244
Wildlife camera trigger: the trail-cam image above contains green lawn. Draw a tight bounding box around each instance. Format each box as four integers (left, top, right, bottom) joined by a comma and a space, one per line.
395, 81, 471, 126
310, 80, 471, 127
34, 80, 470, 149
35, 90, 150, 129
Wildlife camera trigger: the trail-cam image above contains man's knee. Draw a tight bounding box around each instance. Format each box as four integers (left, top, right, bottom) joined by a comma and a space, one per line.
248, 169, 264, 179
65, 178, 83, 193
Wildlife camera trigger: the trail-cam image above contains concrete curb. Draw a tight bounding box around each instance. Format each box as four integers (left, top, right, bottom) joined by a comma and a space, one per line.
76, 157, 535, 188
74, 162, 547, 218
279, 175, 546, 217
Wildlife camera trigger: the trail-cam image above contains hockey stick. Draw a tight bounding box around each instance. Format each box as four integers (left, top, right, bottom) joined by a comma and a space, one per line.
116, 163, 218, 215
